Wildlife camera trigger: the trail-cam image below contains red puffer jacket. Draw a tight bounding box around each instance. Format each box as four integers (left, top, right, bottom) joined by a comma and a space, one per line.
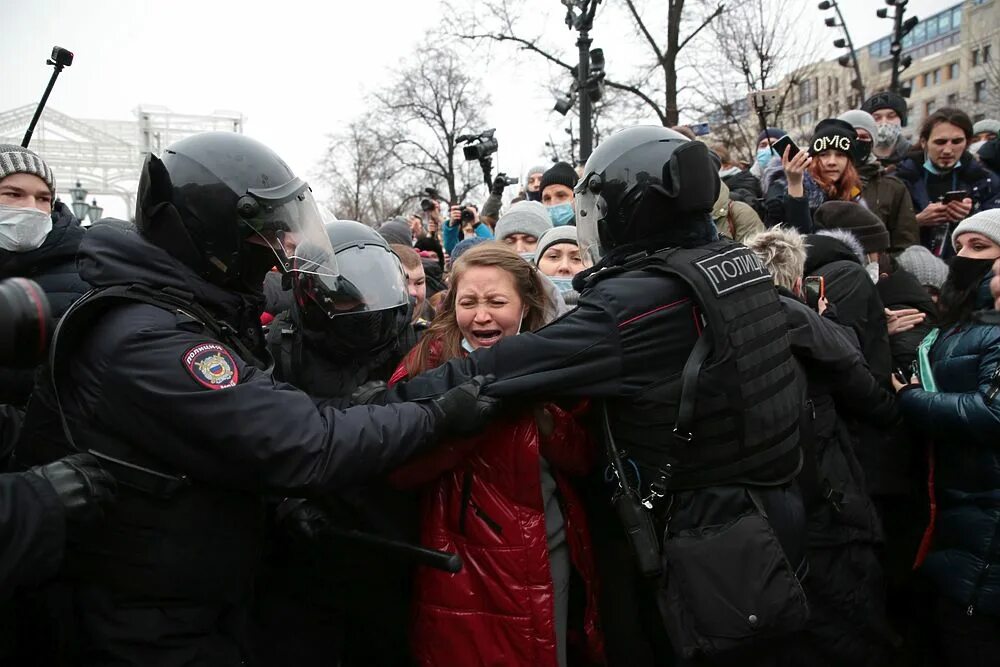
389, 344, 604, 667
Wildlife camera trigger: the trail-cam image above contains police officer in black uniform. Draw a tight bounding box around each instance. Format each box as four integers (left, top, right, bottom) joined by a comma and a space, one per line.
254, 219, 420, 666
15, 132, 497, 666
384, 126, 809, 666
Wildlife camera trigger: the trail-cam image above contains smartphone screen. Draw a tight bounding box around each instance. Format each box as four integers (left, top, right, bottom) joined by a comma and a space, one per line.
804, 276, 824, 308
771, 135, 800, 160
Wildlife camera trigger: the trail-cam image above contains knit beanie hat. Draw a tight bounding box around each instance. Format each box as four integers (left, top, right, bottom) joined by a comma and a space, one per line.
861, 91, 908, 127
973, 119, 1000, 137
897, 244, 949, 290
376, 219, 412, 246
540, 162, 578, 196
0, 144, 56, 194
526, 164, 549, 179
451, 236, 488, 262
495, 200, 552, 241
813, 201, 889, 253
534, 226, 579, 265
952, 209, 1000, 249
838, 110, 878, 142
756, 128, 786, 144
809, 119, 857, 157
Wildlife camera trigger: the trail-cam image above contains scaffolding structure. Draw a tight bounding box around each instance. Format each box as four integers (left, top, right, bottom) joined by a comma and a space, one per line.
0, 105, 244, 216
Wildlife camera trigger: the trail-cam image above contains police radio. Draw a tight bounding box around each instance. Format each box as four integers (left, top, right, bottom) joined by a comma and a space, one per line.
601, 402, 663, 578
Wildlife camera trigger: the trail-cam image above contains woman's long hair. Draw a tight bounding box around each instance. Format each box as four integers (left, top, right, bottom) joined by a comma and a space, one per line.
405, 243, 550, 377
937, 271, 988, 330
809, 155, 862, 202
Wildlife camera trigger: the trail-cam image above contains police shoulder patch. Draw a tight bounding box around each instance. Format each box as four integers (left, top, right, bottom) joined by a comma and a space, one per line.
182, 342, 240, 390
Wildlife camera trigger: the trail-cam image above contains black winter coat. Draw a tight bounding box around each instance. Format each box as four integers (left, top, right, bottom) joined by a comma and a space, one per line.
0, 202, 89, 408
897, 277, 1000, 618
15, 221, 444, 666
878, 268, 937, 371
0, 471, 64, 600
721, 169, 763, 209
779, 293, 895, 665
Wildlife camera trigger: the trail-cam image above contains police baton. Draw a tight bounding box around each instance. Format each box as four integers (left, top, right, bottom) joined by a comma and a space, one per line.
326, 526, 463, 574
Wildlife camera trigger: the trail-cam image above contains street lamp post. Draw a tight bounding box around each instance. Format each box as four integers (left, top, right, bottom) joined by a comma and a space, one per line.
819, 0, 866, 104
877, 0, 918, 97
68, 180, 103, 225
553, 0, 603, 163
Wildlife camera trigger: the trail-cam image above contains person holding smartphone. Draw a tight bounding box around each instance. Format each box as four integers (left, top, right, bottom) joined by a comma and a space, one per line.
895, 108, 1000, 259
762, 119, 865, 234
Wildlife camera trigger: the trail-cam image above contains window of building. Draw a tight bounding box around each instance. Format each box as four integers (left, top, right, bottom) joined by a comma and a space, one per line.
986, 44, 993, 63
925, 99, 937, 116
974, 48, 981, 66
948, 62, 959, 79
933, 69, 942, 85
923, 72, 931, 87
975, 79, 987, 103
798, 110, 814, 126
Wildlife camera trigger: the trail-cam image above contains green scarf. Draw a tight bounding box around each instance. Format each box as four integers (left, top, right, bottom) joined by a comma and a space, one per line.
916, 328, 939, 393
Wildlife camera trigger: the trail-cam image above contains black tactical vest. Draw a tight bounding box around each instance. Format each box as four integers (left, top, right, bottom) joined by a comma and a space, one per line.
592, 239, 803, 492
30, 285, 267, 604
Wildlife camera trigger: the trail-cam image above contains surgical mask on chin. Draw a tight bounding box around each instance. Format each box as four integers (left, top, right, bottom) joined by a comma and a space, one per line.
923, 156, 961, 176
548, 276, 576, 293
518, 251, 536, 265
547, 202, 575, 227
874, 122, 902, 148
460, 309, 525, 353
865, 261, 880, 284
755, 147, 774, 169
0, 204, 52, 252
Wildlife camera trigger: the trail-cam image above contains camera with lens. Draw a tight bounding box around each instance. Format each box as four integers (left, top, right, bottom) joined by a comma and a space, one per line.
457, 129, 499, 162
420, 198, 436, 212
460, 206, 476, 223
0, 278, 52, 368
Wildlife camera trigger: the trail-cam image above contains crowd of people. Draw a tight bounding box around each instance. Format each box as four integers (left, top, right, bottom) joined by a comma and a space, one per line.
0, 89, 999, 667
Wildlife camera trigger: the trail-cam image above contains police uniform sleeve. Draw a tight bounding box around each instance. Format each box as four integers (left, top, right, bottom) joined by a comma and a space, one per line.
386, 287, 625, 402
0, 472, 64, 599
90, 326, 440, 495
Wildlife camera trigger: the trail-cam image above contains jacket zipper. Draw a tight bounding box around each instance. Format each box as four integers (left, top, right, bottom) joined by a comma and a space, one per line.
457, 468, 503, 536
965, 518, 1000, 616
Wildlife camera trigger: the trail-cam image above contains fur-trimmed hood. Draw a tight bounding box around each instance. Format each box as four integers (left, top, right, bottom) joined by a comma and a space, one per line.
814, 228, 866, 264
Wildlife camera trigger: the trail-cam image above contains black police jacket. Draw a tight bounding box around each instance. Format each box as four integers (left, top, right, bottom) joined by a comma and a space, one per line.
15, 222, 442, 659
387, 242, 799, 489
0, 471, 64, 600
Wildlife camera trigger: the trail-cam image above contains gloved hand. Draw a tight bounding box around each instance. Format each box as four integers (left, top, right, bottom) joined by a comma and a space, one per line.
429, 374, 501, 437
491, 173, 509, 196
351, 380, 388, 406
276, 498, 332, 541
29, 453, 116, 524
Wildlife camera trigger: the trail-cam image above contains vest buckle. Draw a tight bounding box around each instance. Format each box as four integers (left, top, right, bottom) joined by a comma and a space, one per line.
672, 425, 693, 443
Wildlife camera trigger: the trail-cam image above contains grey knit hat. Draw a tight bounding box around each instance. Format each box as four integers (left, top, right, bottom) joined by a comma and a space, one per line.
495, 200, 552, 242
897, 244, 949, 290
952, 209, 1000, 249
0, 144, 56, 194
526, 164, 549, 179
838, 110, 878, 141
534, 226, 579, 265
973, 119, 1000, 137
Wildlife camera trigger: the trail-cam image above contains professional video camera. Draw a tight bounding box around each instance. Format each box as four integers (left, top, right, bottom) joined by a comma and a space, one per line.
456, 129, 517, 189
0, 278, 52, 367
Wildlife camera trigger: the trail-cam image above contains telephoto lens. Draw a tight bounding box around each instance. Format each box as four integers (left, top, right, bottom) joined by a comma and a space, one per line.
0, 277, 52, 367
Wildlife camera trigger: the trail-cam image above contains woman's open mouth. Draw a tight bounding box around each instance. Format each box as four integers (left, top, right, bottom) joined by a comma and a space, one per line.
471, 329, 503, 346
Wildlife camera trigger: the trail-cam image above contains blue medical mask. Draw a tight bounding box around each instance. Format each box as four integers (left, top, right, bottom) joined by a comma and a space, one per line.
548, 276, 576, 293
923, 156, 961, 176
547, 202, 575, 227
518, 251, 535, 263
755, 147, 774, 169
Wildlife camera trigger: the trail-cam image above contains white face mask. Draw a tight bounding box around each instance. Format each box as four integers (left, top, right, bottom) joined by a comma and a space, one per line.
0, 203, 52, 252
865, 261, 880, 284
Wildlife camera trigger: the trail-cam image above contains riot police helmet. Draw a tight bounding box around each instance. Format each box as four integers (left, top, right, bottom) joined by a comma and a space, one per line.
293, 220, 411, 355
135, 131, 338, 295
575, 126, 720, 264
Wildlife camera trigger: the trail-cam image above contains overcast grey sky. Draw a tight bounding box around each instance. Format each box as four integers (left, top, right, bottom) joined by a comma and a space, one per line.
1, 0, 952, 218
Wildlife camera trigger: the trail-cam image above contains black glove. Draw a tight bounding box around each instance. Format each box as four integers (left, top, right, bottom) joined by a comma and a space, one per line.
29, 453, 116, 524
429, 374, 501, 437
351, 380, 388, 406
276, 498, 332, 542
491, 173, 509, 196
